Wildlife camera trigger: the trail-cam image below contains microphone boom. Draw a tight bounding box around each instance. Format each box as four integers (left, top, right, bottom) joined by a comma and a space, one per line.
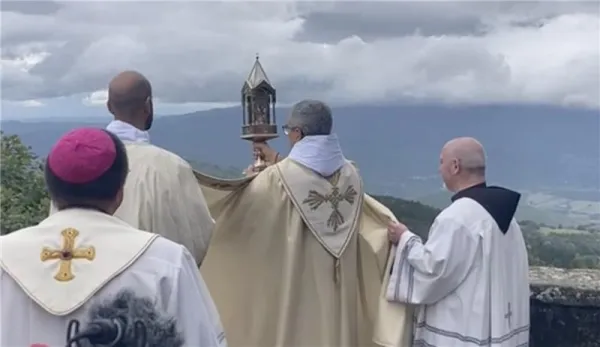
65, 289, 181, 347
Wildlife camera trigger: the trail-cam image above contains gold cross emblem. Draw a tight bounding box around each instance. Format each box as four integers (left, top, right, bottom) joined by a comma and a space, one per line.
302, 171, 358, 232
40, 228, 96, 282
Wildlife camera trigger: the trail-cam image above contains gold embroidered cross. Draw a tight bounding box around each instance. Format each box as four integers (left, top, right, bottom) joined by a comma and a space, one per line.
302, 170, 358, 232
40, 228, 96, 282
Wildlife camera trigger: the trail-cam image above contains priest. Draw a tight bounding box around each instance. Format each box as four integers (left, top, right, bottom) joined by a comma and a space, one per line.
0, 128, 226, 346
386, 137, 530, 347
196, 100, 413, 347
51, 70, 215, 265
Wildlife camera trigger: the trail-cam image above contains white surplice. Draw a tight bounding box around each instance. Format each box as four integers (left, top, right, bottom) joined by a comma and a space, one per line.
386, 197, 530, 347
51, 120, 216, 265
0, 208, 226, 347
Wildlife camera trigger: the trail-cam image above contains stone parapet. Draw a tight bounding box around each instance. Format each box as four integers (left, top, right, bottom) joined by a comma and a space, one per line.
529, 266, 600, 347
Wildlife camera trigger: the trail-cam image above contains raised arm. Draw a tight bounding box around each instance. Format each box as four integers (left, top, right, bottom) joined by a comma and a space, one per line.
171, 247, 227, 347
386, 217, 479, 305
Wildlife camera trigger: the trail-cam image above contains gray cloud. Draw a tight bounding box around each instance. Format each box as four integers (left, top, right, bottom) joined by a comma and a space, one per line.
1, 1, 598, 108
1, 0, 63, 16
295, 2, 487, 43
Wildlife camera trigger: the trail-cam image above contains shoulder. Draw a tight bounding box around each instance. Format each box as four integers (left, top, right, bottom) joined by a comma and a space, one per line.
126, 144, 192, 171
0, 225, 37, 248
125, 144, 194, 180
250, 162, 281, 185
139, 236, 191, 268
435, 198, 491, 233
347, 159, 359, 170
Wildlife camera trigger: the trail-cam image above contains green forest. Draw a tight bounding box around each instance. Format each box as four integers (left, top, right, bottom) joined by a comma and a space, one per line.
2, 132, 599, 269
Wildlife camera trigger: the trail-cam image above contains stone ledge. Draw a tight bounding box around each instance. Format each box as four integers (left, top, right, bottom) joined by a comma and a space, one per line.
530, 266, 600, 307
529, 266, 600, 347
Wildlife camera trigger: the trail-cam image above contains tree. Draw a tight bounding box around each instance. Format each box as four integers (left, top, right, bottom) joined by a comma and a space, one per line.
1, 132, 49, 235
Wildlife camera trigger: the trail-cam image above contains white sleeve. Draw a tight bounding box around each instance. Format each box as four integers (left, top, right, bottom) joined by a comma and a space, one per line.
152, 161, 215, 266
171, 247, 227, 347
386, 217, 479, 305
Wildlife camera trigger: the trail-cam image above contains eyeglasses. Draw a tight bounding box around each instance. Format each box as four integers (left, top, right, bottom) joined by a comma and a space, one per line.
282, 125, 303, 137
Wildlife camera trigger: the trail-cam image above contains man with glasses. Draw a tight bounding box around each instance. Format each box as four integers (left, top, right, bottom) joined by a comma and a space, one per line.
200, 100, 412, 347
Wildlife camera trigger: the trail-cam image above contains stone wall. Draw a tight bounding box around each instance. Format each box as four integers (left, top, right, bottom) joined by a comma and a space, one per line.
529, 266, 600, 347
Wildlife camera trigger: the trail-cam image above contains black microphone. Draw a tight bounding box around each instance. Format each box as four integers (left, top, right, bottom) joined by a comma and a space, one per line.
66, 289, 184, 347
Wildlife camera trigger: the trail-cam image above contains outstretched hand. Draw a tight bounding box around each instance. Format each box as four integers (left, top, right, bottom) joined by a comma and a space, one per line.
388, 220, 408, 245
242, 165, 256, 177
253, 142, 279, 164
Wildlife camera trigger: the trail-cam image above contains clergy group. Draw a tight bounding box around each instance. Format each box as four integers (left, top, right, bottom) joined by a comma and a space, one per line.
0, 70, 530, 347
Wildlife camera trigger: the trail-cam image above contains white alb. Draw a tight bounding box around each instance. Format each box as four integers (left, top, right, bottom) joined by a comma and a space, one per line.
386, 198, 530, 347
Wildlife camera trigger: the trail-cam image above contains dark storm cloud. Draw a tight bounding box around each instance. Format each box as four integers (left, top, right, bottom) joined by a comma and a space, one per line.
2, 1, 598, 108
1, 0, 63, 15
294, 2, 488, 43
149, 71, 335, 105
293, 1, 600, 44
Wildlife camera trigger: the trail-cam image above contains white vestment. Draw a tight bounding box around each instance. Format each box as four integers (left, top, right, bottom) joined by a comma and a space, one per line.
386, 197, 530, 347
0, 208, 226, 347
51, 121, 216, 265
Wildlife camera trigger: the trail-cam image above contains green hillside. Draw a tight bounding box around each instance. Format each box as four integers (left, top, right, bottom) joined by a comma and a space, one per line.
1, 132, 599, 269
417, 190, 599, 227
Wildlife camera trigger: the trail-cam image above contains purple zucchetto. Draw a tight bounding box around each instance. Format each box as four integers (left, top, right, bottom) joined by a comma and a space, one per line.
47, 128, 117, 184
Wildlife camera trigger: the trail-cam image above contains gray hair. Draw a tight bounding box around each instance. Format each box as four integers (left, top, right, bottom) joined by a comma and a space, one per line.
288, 99, 333, 136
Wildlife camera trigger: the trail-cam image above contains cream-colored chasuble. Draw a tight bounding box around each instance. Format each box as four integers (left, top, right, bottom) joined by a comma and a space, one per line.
195, 158, 413, 347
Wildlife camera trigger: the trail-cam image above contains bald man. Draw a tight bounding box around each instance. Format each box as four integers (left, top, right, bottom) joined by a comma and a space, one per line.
87, 71, 214, 266
386, 137, 530, 347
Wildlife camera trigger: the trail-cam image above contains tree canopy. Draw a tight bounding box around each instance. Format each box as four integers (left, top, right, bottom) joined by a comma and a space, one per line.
1, 132, 49, 235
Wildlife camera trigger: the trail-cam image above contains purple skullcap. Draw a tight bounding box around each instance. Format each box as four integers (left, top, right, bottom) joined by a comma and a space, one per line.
48, 128, 116, 184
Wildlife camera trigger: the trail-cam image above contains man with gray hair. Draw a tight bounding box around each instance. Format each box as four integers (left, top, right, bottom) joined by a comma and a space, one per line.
251, 99, 340, 174
387, 137, 530, 347
200, 99, 411, 346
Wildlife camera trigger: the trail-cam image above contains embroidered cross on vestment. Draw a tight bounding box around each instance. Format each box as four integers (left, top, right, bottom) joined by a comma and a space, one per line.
302, 170, 358, 232
40, 228, 96, 282
504, 302, 513, 328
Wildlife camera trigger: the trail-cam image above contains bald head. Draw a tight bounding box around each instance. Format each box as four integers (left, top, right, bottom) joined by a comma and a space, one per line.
443, 137, 486, 174
440, 137, 486, 192
107, 71, 153, 130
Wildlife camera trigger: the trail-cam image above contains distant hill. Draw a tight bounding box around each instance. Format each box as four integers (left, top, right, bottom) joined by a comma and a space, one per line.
375, 196, 600, 269
1, 129, 598, 269
2, 103, 598, 225
418, 191, 599, 227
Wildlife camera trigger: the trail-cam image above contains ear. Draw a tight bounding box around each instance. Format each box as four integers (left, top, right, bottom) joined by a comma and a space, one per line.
451, 158, 460, 174
113, 187, 125, 212
106, 100, 114, 115
144, 96, 153, 114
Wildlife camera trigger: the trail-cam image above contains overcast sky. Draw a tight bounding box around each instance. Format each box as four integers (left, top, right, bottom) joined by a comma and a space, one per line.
1, 1, 599, 119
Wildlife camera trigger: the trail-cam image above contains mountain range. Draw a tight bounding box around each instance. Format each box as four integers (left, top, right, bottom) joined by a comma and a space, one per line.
2, 103, 598, 226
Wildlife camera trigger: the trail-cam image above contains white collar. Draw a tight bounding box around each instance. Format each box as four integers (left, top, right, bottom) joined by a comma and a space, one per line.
288, 134, 346, 177
106, 120, 150, 143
